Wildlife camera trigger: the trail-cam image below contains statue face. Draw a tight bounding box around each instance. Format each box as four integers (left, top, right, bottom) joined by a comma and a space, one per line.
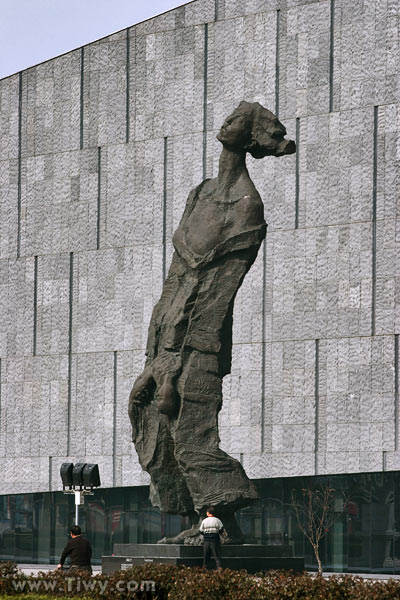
248, 107, 295, 157
217, 111, 251, 149
259, 118, 295, 157
217, 103, 295, 158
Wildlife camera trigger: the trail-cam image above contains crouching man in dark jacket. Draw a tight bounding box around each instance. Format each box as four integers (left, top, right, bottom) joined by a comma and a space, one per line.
199, 507, 224, 569
57, 525, 92, 574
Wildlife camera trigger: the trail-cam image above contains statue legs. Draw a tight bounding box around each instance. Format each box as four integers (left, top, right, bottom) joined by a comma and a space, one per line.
172, 351, 259, 543
129, 358, 258, 543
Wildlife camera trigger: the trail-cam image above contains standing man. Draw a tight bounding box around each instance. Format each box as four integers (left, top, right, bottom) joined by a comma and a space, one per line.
57, 525, 92, 574
199, 507, 224, 569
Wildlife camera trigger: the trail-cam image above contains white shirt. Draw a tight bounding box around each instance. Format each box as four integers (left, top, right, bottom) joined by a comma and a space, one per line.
199, 516, 224, 534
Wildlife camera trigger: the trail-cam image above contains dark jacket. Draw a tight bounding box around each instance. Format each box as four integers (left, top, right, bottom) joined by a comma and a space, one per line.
60, 535, 92, 566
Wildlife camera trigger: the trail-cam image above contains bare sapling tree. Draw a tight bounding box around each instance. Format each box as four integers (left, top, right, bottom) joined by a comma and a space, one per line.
291, 486, 347, 576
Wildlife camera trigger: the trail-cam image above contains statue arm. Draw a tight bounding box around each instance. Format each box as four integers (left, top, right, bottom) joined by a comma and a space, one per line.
129, 185, 202, 413
144, 183, 203, 360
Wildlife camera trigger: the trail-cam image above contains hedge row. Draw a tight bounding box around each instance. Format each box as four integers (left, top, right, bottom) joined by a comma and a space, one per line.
2, 560, 400, 599
0, 596, 81, 600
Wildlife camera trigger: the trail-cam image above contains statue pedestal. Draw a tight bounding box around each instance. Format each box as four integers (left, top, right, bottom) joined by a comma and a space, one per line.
102, 543, 304, 574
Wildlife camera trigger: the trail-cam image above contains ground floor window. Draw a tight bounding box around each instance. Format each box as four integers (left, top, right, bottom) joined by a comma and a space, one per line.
1, 471, 399, 573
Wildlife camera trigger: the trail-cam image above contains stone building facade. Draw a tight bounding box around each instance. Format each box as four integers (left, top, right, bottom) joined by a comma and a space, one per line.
0, 0, 399, 501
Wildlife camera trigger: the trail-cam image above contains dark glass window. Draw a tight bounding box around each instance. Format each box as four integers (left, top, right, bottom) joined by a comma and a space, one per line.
370, 473, 395, 574
2, 472, 400, 573
346, 473, 372, 572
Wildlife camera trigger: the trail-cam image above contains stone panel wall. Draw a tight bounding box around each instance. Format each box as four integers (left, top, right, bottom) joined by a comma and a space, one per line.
0, 0, 399, 494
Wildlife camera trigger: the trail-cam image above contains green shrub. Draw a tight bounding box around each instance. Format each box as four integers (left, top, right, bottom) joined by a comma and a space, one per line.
0, 596, 87, 600
3, 561, 400, 599
0, 560, 26, 595
0, 561, 19, 577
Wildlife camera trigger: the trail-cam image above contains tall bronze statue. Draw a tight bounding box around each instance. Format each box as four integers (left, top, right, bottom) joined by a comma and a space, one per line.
129, 102, 295, 544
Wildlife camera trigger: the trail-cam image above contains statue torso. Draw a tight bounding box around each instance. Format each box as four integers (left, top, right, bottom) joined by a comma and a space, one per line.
172, 179, 266, 268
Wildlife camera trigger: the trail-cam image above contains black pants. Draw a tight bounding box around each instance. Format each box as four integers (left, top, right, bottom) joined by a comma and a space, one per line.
203, 539, 222, 569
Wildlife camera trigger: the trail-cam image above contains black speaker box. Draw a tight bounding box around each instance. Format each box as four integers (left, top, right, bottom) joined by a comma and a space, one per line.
83, 463, 101, 488
60, 463, 74, 487
72, 463, 87, 487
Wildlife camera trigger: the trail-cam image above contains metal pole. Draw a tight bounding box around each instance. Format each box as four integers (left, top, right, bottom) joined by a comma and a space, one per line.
74, 491, 81, 526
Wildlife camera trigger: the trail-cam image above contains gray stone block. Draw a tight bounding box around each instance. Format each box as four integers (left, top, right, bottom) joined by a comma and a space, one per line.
1, 0, 400, 497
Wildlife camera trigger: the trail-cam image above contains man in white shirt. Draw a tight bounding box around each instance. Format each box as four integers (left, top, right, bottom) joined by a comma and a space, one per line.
199, 507, 224, 569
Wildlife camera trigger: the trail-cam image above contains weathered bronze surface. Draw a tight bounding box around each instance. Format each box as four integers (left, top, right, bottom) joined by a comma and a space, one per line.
129, 102, 295, 543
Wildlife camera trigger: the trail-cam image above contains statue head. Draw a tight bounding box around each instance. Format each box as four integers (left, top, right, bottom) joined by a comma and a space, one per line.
217, 101, 295, 158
